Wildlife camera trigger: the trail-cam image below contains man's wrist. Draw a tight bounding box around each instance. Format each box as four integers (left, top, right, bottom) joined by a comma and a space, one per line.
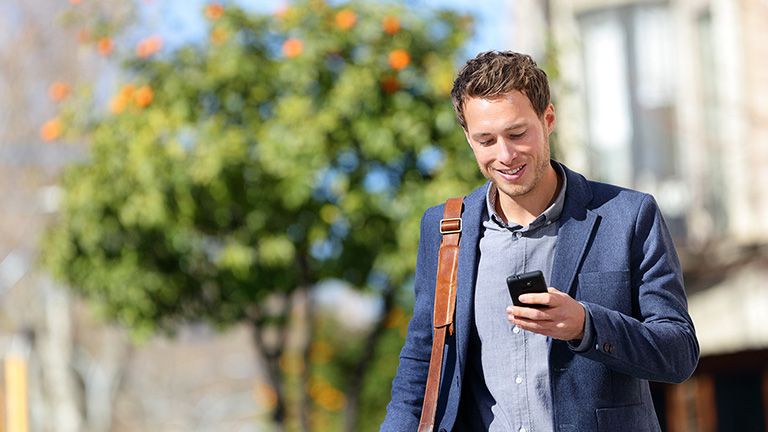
568, 302, 593, 352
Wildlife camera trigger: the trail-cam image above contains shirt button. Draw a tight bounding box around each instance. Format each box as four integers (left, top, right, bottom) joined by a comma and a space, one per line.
512, 326, 521, 334
515, 376, 523, 384
519, 427, 527, 432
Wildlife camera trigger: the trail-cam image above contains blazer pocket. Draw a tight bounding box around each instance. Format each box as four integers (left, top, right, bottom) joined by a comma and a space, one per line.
577, 271, 631, 312
596, 404, 651, 432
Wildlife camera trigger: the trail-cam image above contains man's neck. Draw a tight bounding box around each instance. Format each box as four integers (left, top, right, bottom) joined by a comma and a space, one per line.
494, 164, 561, 226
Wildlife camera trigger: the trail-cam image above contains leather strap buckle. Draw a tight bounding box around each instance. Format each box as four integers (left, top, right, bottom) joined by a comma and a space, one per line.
439, 217, 462, 234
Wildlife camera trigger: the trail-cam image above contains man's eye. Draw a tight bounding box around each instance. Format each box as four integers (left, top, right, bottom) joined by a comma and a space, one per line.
478, 139, 493, 146
509, 132, 525, 139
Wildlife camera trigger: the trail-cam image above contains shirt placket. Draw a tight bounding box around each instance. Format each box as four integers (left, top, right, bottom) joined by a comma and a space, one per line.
507, 228, 529, 432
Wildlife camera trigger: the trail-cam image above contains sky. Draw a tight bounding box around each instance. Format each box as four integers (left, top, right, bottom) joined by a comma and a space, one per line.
140, 0, 513, 58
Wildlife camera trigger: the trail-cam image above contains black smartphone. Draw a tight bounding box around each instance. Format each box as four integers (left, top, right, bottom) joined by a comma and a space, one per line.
506, 270, 548, 308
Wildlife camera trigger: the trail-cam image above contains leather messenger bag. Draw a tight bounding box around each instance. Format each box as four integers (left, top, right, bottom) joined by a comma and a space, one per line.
418, 197, 463, 432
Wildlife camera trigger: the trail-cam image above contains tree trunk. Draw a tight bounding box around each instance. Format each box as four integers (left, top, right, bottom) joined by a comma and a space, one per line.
249, 294, 292, 432
252, 326, 287, 430
297, 287, 313, 432
73, 325, 131, 432
343, 283, 397, 432
295, 254, 314, 432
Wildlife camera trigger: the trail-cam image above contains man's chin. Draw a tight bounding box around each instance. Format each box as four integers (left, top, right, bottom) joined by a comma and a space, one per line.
493, 181, 532, 200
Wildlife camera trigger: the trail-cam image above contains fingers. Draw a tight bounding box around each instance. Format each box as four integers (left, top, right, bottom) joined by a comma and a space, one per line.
518, 287, 562, 307
511, 315, 572, 333
506, 305, 551, 321
511, 316, 546, 332
517, 293, 552, 307
505, 288, 586, 340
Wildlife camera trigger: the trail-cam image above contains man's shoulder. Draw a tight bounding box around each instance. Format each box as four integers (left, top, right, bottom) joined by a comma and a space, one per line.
421, 182, 489, 221
561, 163, 652, 212
586, 178, 650, 205
579, 178, 665, 231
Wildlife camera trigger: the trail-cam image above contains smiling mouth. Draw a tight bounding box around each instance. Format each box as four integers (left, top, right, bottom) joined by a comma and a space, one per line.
499, 165, 524, 175
496, 164, 526, 179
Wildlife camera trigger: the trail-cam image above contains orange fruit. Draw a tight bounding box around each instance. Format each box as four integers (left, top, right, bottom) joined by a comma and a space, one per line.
134, 85, 154, 108
120, 84, 136, 98
110, 84, 135, 114
335, 9, 357, 30
136, 35, 162, 58
97, 37, 113, 56
382, 16, 400, 35
48, 81, 71, 102
205, 3, 224, 21
282, 38, 303, 58
40, 118, 62, 142
109, 94, 127, 114
388, 49, 410, 70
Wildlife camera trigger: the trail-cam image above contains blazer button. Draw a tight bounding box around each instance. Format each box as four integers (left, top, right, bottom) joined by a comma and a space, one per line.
602, 342, 614, 353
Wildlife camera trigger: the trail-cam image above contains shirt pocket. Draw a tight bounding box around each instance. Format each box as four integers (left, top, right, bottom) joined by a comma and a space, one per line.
577, 270, 632, 313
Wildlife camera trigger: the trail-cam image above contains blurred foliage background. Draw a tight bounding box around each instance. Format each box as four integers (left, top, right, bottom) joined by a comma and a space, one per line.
39, 0, 482, 430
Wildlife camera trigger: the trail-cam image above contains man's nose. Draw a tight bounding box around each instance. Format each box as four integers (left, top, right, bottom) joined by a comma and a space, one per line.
496, 138, 518, 163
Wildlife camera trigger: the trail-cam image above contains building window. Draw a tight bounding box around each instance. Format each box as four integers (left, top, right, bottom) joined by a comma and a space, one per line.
578, 2, 686, 236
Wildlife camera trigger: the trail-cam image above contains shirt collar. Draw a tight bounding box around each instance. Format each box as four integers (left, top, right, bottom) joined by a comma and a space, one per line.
485, 161, 568, 231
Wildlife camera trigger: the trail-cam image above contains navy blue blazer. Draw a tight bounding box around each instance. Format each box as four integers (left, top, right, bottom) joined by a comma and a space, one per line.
382, 163, 699, 432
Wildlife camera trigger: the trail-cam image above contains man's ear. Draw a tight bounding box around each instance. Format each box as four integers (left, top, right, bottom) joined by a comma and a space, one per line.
544, 103, 556, 135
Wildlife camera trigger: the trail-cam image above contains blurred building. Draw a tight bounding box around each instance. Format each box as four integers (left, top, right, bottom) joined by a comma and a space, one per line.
512, 0, 768, 430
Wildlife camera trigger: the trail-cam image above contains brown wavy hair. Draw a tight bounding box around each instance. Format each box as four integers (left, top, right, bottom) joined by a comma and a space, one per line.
451, 51, 550, 130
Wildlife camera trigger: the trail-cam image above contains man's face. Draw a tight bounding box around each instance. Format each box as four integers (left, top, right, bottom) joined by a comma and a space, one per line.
463, 91, 555, 204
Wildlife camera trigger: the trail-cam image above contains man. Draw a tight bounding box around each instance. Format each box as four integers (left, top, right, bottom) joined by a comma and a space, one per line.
382, 51, 699, 431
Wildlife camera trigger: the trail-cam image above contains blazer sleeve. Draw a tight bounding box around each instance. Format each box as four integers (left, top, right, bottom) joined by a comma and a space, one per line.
381, 208, 440, 431
578, 194, 700, 383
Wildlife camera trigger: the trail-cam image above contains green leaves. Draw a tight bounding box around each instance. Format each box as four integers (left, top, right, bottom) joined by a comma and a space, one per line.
40, 1, 486, 428
256, 236, 295, 268
44, 0, 480, 338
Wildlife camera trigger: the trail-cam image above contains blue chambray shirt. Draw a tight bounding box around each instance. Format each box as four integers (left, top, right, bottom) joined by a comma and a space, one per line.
464, 163, 591, 432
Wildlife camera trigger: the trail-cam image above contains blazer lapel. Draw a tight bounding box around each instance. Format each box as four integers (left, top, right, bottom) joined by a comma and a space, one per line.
550, 165, 598, 297
454, 182, 488, 374
551, 209, 598, 297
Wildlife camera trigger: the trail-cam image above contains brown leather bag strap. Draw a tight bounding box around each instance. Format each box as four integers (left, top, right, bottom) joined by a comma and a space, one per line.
418, 197, 463, 432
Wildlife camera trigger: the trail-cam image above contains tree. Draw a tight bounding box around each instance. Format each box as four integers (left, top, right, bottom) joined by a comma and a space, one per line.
43, 1, 479, 429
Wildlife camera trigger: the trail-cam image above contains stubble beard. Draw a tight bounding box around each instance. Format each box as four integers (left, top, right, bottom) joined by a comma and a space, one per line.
484, 145, 551, 202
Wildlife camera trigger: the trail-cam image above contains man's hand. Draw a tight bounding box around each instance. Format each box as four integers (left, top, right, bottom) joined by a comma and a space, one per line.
506, 287, 586, 341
